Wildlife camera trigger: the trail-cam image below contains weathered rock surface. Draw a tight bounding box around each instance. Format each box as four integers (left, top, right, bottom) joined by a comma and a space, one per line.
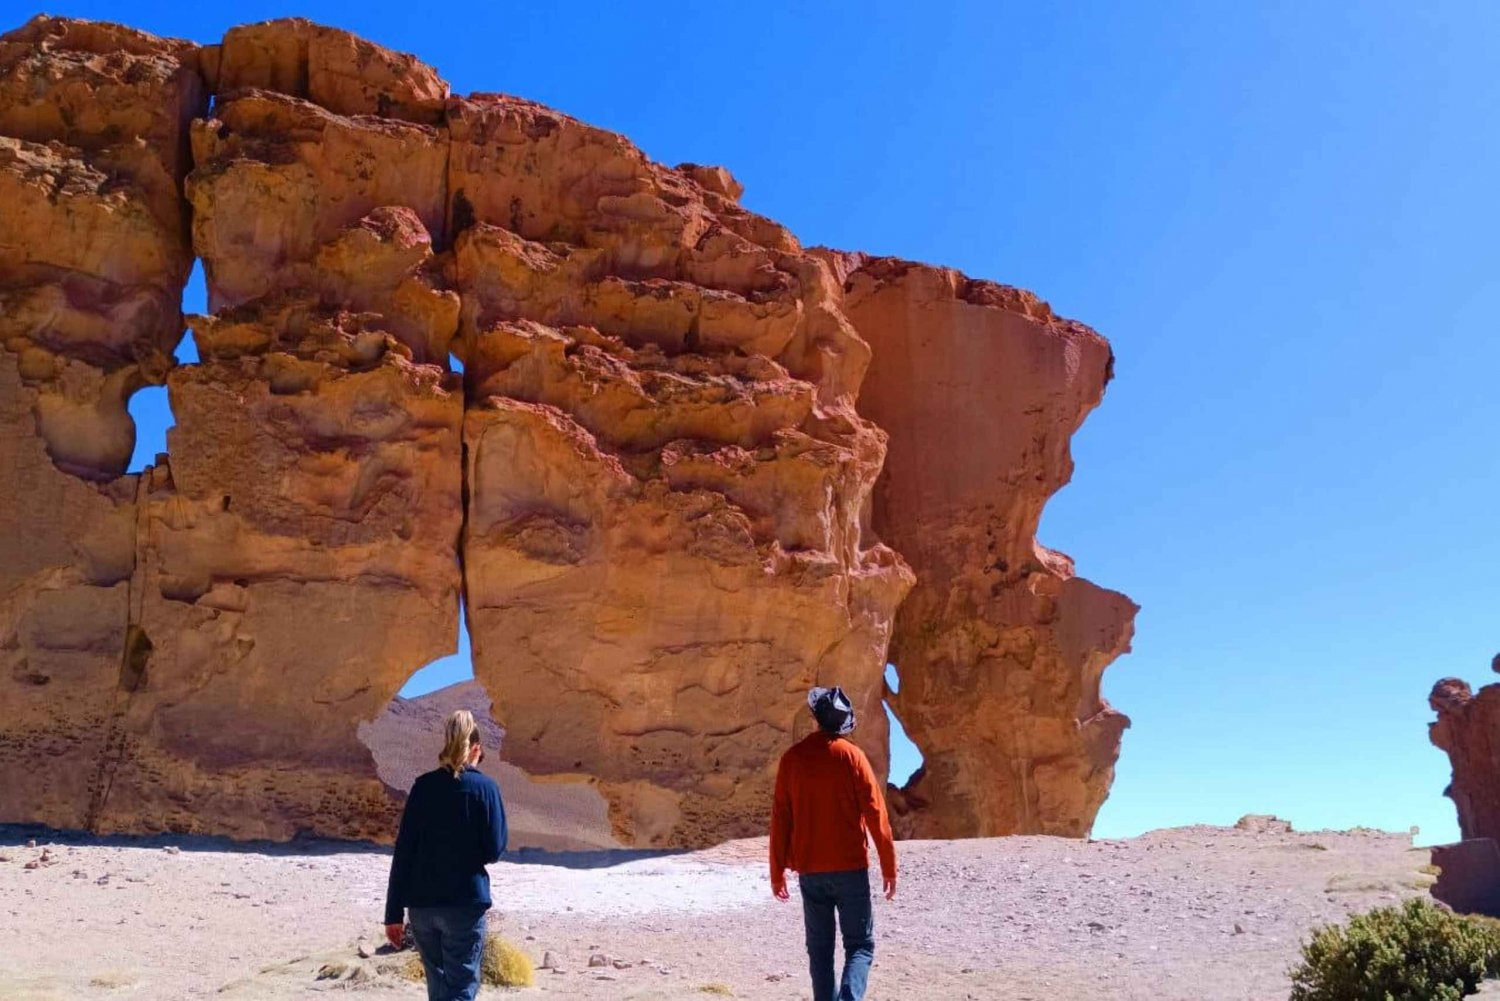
836, 256, 1138, 839
1430, 664, 1500, 843
0, 14, 1132, 846
0, 16, 203, 831
450, 95, 911, 845
101, 30, 464, 839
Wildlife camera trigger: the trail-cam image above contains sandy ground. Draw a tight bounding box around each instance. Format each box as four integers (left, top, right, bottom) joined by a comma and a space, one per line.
0, 824, 1445, 1000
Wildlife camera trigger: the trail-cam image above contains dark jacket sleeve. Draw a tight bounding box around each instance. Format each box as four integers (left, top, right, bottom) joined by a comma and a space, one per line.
384, 778, 422, 925
483, 778, 508, 863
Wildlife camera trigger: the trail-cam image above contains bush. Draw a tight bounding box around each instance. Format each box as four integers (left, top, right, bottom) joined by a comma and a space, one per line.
480, 934, 535, 988
399, 934, 535, 989
1289, 898, 1500, 1001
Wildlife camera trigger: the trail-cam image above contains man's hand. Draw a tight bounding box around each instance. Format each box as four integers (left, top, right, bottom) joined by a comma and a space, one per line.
385, 923, 405, 949
771, 873, 790, 901
882, 873, 897, 901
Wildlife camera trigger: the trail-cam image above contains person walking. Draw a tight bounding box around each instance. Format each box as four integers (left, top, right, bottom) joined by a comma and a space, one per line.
770, 686, 898, 1001
384, 709, 509, 1001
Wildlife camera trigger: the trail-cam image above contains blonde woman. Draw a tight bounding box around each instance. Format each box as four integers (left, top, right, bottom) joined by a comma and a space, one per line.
384, 709, 509, 1001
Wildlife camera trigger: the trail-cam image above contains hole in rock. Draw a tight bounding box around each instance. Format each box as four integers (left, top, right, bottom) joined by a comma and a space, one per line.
125, 385, 172, 474
884, 663, 924, 787
179, 259, 207, 358
358, 601, 623, 852
124, 262, 205, 473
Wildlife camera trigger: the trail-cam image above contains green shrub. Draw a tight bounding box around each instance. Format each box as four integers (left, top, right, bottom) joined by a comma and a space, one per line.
1289, 898, 1500, 1001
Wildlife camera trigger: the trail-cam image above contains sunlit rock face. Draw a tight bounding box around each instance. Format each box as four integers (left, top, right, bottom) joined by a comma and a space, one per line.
0, 16, 204, 832
0, 14, 1132, 846
102, 22, 465, 841
448, 94, 912, 845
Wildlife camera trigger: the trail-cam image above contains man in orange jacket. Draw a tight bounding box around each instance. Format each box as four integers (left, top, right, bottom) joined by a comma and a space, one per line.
770, 686, 897, 1001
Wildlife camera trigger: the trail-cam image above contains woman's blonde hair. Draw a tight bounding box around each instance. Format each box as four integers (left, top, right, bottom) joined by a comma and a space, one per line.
439, 709, 479, 778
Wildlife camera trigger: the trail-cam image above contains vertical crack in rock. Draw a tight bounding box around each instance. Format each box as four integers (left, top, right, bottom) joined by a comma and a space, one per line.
83, 470, 156, 831
0, 15, 1134, 846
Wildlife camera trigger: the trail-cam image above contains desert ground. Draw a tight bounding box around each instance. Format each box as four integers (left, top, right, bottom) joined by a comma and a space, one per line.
0, 822, 1446, 1001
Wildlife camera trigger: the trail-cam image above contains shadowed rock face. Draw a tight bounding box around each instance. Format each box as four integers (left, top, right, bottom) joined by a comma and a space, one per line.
0, 14, 1132, 846
834, 256, 1138, 838
1430, 664, 1500, 843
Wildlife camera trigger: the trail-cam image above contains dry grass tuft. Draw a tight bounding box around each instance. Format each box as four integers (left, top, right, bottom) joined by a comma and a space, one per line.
87, 972, 136, 989
398, 935, 535, 988
480, 934, 535, 988
697, 985, 735, 996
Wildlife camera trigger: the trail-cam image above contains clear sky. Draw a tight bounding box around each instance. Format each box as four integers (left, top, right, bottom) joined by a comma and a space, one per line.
80, 1, 1499, 845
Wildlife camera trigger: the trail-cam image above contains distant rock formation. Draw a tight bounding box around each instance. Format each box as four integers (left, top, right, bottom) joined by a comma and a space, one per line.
358, 682, 621, 851
1430, 662, 1500, 842
0, 14, 1133, 846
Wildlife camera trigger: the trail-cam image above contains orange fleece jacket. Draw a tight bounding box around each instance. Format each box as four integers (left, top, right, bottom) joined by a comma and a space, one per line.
769, 732, 897, 883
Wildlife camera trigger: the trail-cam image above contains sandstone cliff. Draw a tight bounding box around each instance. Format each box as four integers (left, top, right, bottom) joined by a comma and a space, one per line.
0, 14, 1132, 846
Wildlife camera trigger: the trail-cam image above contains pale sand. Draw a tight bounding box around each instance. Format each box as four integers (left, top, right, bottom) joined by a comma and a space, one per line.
0, 825, 1441, 1000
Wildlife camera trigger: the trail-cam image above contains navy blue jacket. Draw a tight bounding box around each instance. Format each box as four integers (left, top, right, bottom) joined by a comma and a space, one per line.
384, 766, 508, 925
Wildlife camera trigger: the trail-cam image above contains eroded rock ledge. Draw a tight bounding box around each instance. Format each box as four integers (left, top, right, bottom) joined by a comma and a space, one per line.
0, 15, 1134, 846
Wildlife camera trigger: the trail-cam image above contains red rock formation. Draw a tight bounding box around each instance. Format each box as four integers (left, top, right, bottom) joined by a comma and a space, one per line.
0, 14, 1133, 846
837, 257, 1138, 839
1430, 666, 1500, 842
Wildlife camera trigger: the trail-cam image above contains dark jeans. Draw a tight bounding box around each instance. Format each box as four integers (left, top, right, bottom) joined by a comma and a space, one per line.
409, 904, 488, 1001
798, 868, 875, 1001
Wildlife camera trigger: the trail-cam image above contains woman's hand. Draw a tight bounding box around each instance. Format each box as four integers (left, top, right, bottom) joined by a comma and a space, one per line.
385, 923, 405, 949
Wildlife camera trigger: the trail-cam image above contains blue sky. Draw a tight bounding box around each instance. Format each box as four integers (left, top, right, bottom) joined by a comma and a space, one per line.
92, 1, 1499, 843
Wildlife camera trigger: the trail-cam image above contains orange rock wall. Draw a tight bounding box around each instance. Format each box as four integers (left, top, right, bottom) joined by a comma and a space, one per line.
0, 15, 1132, 846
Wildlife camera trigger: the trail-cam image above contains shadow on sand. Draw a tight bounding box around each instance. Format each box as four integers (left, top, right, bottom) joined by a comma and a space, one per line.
0, 823, 690, 870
